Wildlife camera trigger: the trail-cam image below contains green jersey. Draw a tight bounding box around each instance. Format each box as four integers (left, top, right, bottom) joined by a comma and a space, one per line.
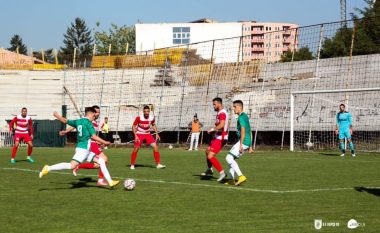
67, 118, 96, 150
237, 112, 252, 146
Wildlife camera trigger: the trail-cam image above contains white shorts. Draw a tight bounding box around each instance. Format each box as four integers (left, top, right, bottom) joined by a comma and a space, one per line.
228, 141, 250, 158
86, 152, 98, 163
72, 148, 91, 163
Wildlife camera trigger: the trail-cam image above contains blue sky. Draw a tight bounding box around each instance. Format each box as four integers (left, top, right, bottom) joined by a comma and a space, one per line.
0, 0, 367, 50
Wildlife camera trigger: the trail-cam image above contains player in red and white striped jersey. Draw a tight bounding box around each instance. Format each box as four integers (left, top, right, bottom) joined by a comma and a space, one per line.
9, 107, 34, 164
130, 105, 166, 169
59, 105, 110, 186
202, 97, 228, 182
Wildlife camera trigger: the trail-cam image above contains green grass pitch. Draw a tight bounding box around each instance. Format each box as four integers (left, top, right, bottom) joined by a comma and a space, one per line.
0, 147, 379, 232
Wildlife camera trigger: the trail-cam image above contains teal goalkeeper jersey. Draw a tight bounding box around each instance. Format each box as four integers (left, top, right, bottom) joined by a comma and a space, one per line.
237, 112, 252, 146
336, 111, 352, 131
67, 118, 96, 150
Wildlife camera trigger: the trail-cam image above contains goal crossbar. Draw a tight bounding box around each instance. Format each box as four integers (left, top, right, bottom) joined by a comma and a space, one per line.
290, 87, 380, 151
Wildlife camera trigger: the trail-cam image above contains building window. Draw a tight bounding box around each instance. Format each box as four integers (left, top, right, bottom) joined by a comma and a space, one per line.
173, 27, 191, 44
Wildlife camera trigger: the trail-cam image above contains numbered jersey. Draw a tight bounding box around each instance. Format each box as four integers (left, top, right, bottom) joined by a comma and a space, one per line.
67, 118, 96, 150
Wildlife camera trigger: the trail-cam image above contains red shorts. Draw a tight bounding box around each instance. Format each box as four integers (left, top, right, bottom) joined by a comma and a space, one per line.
90, 141, 103, 155
134, 133, 156, 147
14, 133, 32, 143
208, 139, 227, 154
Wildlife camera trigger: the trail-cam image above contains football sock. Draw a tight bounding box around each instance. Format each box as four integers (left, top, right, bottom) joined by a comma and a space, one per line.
349, 142, 355, 154
48, 163, 71, 171
11, 146, 18, 159
206, 157, 212, 169
27, 146, 33, 156
98, 162, 106, 179
226, 154, 237, 178
340, 142, 345, 153
97, 157, 112, 184
131, 151, 137, 166
153, 151, 160, 165
209, 157, 223, 173
230, 159, 242, 177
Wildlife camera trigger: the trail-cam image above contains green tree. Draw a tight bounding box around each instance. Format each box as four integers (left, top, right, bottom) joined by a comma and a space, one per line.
94, 23, 135, 55
320, 0, 380, 58
61, 18, 93, 56
8, 34, 27, 55
320, 27, 353, 58
281, 47, 314, 62
33, 49, 55, 63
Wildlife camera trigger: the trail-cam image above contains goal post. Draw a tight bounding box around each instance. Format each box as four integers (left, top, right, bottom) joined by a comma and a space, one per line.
290, 87, 380, 151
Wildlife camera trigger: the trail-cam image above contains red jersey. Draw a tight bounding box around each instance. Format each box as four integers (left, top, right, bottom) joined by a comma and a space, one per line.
9, 114, 33, 135
92, 120, 99, 132
215, 109, 229, 140
133, 115, 155, 135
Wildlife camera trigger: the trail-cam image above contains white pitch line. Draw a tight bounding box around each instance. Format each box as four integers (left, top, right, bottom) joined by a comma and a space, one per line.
3, 167, 379, 194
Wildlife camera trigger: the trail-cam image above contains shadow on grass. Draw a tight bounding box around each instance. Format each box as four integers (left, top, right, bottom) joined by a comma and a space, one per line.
318, 152, 339, 157
127, 164, 156, 169
192, 174, 216, 181
39, 177, 107, 191
355, 186, 380, 197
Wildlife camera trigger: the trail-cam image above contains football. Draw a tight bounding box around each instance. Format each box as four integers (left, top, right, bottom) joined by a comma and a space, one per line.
124, 178, 136, 190
168, 144, 173, 150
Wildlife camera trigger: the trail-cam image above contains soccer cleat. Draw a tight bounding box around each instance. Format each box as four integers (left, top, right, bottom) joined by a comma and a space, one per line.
188, 149, 193, 151
10, 159, 16, 164
235, 175, 247, 186
156, 164, 166, 169
217, 171, 227, 182
39, 165, 49, 178
130, 165, 135, 170
72, 166, 79, 176
109, 180, 120, 189
352, 154, 356, 157
340, 153, 345, 157
27, 157, 34, 163
201, 168, 214, 176
97, 179, 108, 186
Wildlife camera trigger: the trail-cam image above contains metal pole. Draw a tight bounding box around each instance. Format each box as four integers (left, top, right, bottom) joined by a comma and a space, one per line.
206, 40, 215, 95
157, 48, 169, 125
115, 68, 126, 135
290, 94, 294, 151
81, 70, 86, 111
177, 45, 190, 144
307, 24, 324, 146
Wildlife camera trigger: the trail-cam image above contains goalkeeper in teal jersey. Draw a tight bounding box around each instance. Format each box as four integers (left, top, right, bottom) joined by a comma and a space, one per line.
335, 104, 356, 157
225, 100, 253, 186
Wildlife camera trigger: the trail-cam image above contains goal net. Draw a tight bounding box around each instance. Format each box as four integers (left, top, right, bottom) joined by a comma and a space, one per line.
291, 88, 380, 152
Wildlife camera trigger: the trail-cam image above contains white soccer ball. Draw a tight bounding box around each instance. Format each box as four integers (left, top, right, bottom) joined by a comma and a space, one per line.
124, 178, 136, 191
168, 144, 173, 150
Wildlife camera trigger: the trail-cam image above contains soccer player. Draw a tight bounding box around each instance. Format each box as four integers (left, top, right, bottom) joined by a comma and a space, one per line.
130, 105, 166, 170
188, 114, 203, 151
39, 107, 119, 188
9, 107, 34, 164
335, 104, 356, 157
201, 97, 228, 182
225, 100, 253, 186
59, 105, 110, 186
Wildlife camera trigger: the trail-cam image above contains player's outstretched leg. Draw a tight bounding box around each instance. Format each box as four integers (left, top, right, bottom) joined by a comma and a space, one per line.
94, 156, 119, 188
39, 161, 74, 178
